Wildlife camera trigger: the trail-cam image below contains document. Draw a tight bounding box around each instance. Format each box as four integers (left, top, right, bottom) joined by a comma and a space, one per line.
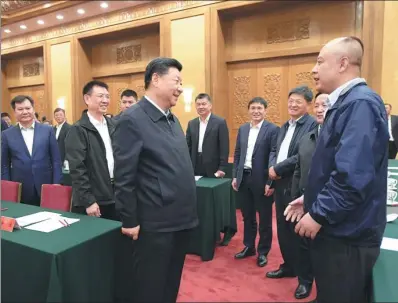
195, 176, 203, 181
16, 211, 62, 227
387, 213, 398, 223
381, 237, 398, 251
24, 217, 80, 233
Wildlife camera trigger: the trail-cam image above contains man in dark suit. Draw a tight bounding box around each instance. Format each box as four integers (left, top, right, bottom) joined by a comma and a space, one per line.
232, 97, 279, 267
113, 57, 198, 303
1, 119, 9, 132
385, 103, 398, 159
1, 95, 62, 205
266, 85, 317, 280
284, 92, 329, 299
186, 93, 229, 178
1, 112, 12, 127
113, 89, 138, 122
53, 108, 71, 164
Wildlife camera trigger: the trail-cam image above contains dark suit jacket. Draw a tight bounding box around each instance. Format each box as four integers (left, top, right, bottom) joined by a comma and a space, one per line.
233, 120, 279, 194
113, 97, 199, 232
291, 125, 319, 199
1, 122, 62, 202
269, 113, 317, 190
186, 114, 229, 176
391, 115, 398, 148
54, 122, 71, 163
1, 120, 9, 132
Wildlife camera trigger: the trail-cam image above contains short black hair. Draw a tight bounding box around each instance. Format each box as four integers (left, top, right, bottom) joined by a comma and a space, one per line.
385, 103, 392, 109
248, 97, 267, 109
121, 89, 138, 100
54, 108, 65, 114
144, 57, 183, 90
1, 112, 10, 118
288, 85, 313, 103
82, 80, 109, 97
195, 93, 212, 103
10, 95, 35, 110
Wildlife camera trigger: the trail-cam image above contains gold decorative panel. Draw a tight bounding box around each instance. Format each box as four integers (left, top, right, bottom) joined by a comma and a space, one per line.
267, 18, 310, 44
116, 45, 142, 65
22, 62, 40, 77
263, 73, 282, 125
295, 71, 316, 97
232, 76, 251, 128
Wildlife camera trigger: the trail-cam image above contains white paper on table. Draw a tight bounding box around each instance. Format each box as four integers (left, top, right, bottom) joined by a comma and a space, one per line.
24, 217, 80, 233
16, 211, 62, 227
381, 237, 398, 251
388, 167, 398, 170
387, 213, 398, 223
195, 176, 202, 181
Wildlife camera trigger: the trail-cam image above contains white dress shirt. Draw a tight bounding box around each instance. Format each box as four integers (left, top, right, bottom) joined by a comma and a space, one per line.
326, 78, 366, 109
87, 113, 114, 179
388, 116, 394, 141
20, 121, 35, 156
55, 121, 65, 140
277, 118, 300, 164
244, 120, 264, 169
198, 113, 211, 153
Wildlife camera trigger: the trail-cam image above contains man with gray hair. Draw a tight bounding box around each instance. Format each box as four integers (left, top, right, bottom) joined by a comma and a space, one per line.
295, 37, 388, 303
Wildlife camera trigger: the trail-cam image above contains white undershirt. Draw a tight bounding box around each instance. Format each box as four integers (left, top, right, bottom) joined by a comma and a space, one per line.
277, 118, 300, 164
56, 121, 65, 140
244, 120, 263, 169
388, 116, 394, 141
198, 113, 211, 153
20, 121, 35, 156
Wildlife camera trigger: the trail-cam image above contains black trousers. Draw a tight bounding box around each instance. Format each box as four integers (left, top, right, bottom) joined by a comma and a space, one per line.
131, 229, 192, 303
72, 204, 118, 221
194, 153, 208, 176
311, 235, 380, 303
22, 186, 41, 206
237, 172, 273, 255
297, 236, 313, 286
274, 180, 299, 274
389, 141, 397, 159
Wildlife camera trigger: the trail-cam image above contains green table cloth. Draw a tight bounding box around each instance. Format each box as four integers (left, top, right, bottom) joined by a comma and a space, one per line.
1, 201, 122, 303
188, 177, 237, 261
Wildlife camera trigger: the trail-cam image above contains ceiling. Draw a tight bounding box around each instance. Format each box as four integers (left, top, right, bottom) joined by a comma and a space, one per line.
1, 1, 150, 39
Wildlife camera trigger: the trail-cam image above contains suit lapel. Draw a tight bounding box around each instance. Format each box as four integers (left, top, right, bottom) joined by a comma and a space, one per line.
203, 114, 214, 141
194, 118, 200, 148
253, 120, 267, 155
32, 123, 41, 158
241, 123, 250, 162
15, 126, 31, 158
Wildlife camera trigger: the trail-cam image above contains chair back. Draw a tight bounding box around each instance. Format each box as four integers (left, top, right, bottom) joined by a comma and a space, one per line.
1, 180, 22, 203
40, 184, 72, 212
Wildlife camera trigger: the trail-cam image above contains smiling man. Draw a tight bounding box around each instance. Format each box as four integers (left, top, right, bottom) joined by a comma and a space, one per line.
295, 37, 388, 303
113, 57, 198, 303
65, 80, 117, 220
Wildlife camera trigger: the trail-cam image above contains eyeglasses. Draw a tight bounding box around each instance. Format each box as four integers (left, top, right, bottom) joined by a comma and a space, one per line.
94, 94, 110, 100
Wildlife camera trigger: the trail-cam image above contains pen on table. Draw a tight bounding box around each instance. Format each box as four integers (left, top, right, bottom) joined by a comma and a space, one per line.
63, 219, 70, 227
1, 208, 8, 211
59, 219, 67, 227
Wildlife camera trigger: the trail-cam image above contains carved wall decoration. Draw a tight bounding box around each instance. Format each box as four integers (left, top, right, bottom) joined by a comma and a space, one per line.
267, 18, 310, 44
232, 76, 251, 128
2, 0, 219, 50
116, 86, 128, 112
116, 45, 142, 64
263, 73, 282, 125
22, 63, 40, 77
1, 0, 37, 13
296, 71, 316, 94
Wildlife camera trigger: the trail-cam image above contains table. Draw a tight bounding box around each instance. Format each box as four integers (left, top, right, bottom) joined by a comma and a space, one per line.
1, 201, 122, 303
187, 177, 237, 261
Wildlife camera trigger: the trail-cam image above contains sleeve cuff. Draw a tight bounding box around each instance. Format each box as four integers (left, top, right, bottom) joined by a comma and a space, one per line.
308, 209, 328, 226
122, 216, 139, 228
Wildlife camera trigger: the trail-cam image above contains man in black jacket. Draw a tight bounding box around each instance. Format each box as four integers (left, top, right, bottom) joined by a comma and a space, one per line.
266, 86, 317, 280
385, 103, 398, 159
186, 93, 229, 178
53, 108, 71, 164
113, 57, 198, 303
65, 80, 117, 220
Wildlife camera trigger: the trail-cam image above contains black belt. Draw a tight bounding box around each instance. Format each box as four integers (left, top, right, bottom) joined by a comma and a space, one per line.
243, 168, 252, 175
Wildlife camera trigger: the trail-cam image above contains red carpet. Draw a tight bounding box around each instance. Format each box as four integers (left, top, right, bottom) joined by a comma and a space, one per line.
178, 207, 317, 302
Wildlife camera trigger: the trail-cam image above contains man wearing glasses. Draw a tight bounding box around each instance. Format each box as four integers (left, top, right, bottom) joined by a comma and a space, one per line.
65, 80, 117, 220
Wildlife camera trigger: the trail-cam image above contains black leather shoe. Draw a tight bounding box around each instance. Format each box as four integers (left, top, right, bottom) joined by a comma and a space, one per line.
257, 255, 267, 267
295, 284, 312, 299
220, 230, 235, 246
266, 268, 296, 279
234, 247, 256, 259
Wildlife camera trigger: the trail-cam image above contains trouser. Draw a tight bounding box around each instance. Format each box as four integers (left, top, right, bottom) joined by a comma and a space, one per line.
131, 229, 192, 303
388, 141, 397, 159
311, 235, 379, 303
297, 236, 314, 286
237, 170, 273, 255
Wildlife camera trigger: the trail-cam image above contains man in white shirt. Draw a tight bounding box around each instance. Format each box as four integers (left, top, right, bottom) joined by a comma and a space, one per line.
65, 80, 117, 220
53, 108, 71, 164
385, 103, 398, 159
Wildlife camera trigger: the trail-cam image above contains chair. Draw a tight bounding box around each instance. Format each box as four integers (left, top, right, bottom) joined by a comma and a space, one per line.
40, 184, 72, 212
1, 180, 22, 203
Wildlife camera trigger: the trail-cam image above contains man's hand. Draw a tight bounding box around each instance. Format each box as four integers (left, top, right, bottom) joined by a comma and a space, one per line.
295, 213, 321, 239
232, 178, 238, 192
215, 170, 226, 178
121, 225, 140, 240
284, 195, 304, 222
264, 184, 274, 196
268, 166, 280, 180
86, 202, 101, 217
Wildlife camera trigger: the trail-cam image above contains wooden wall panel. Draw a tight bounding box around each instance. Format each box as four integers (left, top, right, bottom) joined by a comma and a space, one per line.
5, 55, 45, 88
2, 69, 12, 120
223, 1, 356, 62
8, 85, 46, 120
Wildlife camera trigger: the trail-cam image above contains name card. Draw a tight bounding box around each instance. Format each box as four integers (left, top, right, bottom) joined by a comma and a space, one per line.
1, 216, 21, 232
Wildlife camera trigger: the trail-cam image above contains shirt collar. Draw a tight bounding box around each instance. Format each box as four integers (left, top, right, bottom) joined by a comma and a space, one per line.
145, 95, 170, 116
199, 113, 211, 123
250, 119, 264, 129
57, 121, 66, 128
19, 121, 35, 130
327, 78, 366, 108
87, 112, 106, 127
289, 115, 303, 126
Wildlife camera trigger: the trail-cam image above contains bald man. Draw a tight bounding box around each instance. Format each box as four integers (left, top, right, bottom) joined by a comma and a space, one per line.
293, 37, 388, 303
